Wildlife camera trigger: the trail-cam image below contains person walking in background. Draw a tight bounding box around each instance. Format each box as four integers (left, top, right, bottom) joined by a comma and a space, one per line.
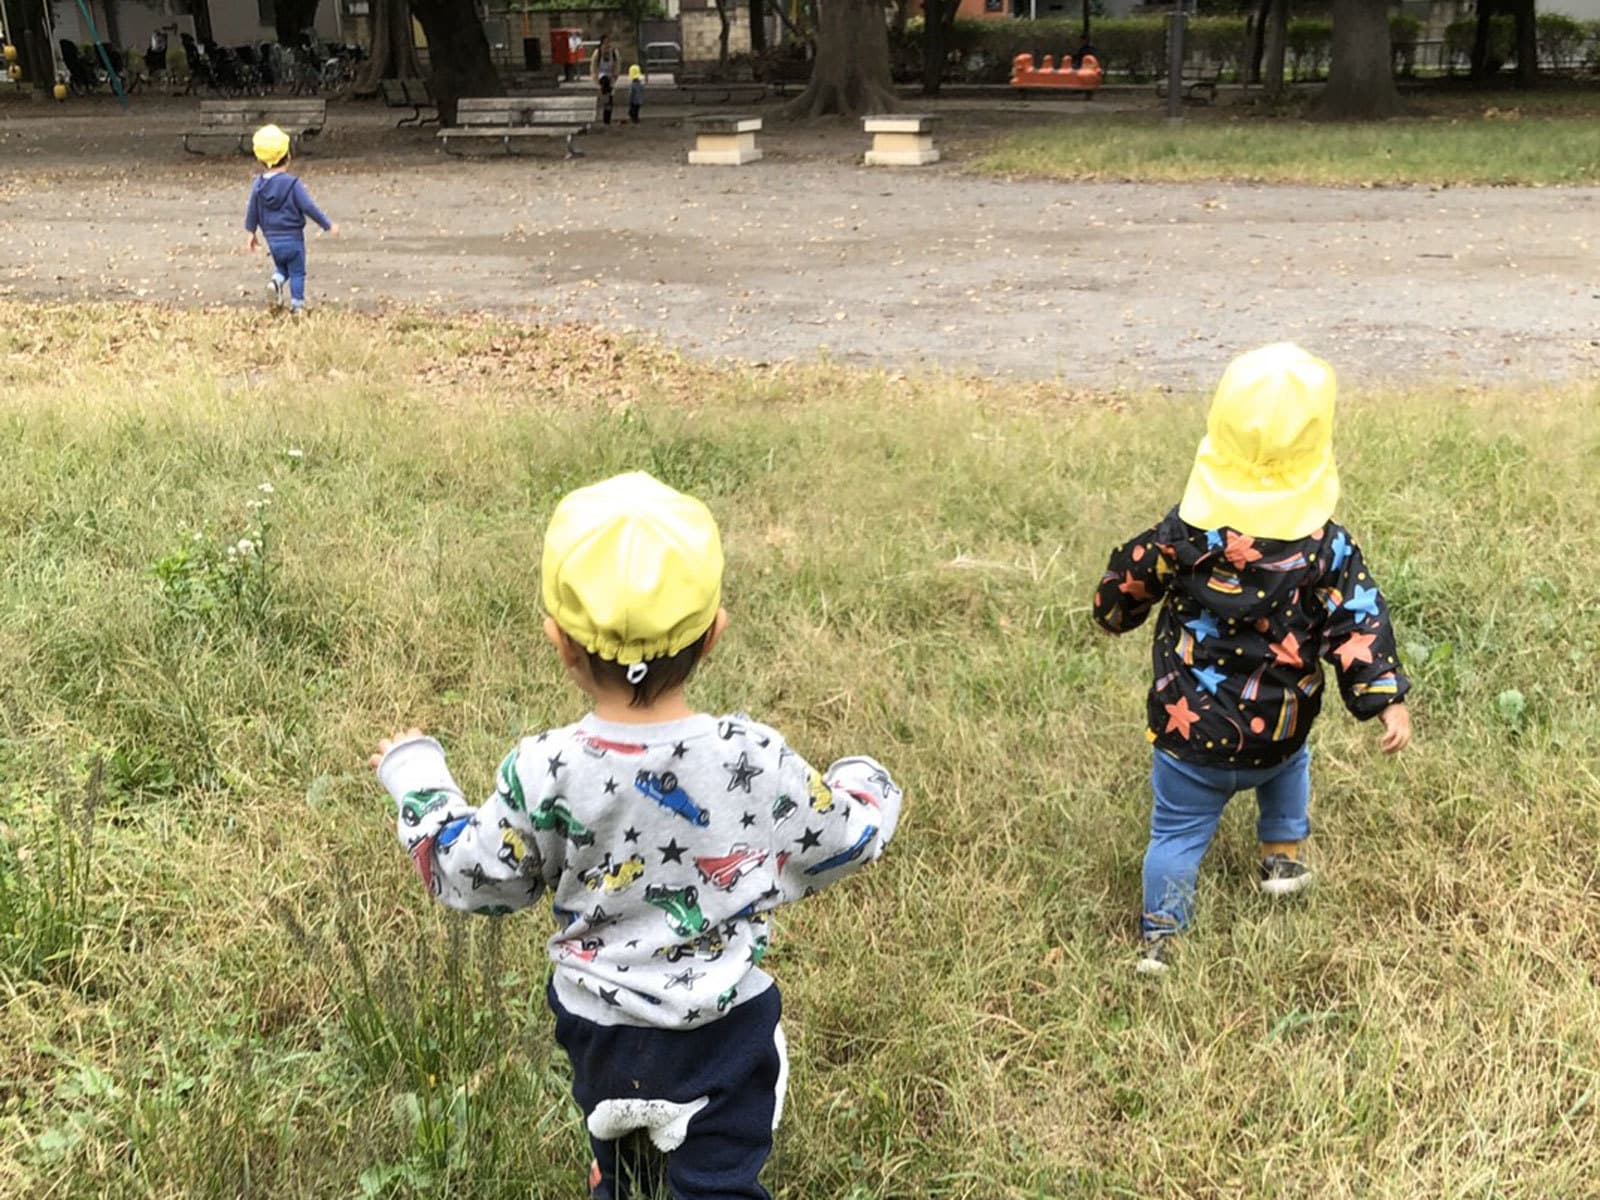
243, 125, 338, 316
591, 33, 621, 125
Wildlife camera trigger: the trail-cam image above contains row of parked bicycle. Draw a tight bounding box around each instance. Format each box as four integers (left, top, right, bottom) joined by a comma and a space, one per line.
57, 34, 366, 97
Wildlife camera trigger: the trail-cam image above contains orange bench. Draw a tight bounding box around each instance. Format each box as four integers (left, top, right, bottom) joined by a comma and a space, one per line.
1011, 53, 1104, 97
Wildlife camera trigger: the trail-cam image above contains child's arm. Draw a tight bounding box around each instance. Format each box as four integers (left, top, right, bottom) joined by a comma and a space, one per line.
1318, 528, 1412, 749
1092, 524, 1169, 634
769, 750, 902, 902
244, 184, 261, 250
292, 179, 336, 234
372, 731, 562, 914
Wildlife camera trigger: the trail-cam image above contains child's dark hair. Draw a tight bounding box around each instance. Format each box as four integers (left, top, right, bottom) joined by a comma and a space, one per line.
586, 630, 712, 707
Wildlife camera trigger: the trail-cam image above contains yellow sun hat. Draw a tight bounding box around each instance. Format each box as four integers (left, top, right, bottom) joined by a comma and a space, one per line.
1178, 342, 1340, 541
628, 64, 642, 80
252, 124, 291, 167
542, 472, 723, 666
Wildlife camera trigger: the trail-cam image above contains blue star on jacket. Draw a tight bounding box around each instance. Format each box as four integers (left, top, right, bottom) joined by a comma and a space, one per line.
1193, 665, 1226, 695
1329, 530, 1351, 571
1185, 611, 1222, 643
1344, 584, 1380, 619
1205, 529, 1225, 551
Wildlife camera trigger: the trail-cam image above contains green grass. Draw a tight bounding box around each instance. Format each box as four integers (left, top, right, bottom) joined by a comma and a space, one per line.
979, 94, 1600, 185
2, 302, 1599, 1198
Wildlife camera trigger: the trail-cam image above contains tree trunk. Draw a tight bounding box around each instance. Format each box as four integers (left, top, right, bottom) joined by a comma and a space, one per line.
783, 0, 894, 116
923, 0, 957, 97
1249, 0, 1269, 83
274, 0, 321, 45
353, 0, 421, 95
410, 0, 500, 125
1318, 0, 1400, 120
750, 0, 767, 54
1471, 0, 1500, 80
1262, 0, 1288, 99
713, 0, 732, 66
1511, 0, 1536, 88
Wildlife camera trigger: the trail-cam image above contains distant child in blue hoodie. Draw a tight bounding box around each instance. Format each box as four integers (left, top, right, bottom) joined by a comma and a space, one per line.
243, 124, 337, 314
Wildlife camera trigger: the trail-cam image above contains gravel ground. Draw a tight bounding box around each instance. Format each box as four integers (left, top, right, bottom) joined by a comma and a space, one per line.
3, 93, 1597, 387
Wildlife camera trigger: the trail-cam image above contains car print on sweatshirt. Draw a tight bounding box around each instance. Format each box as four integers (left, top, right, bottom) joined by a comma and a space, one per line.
532, 795, 597, 847
644, 883, 709, 938
694, 843, 769, 892
803, 825, 878, 876
401, 787, 454, 829
634, 770, 711, 827
579, 852, 647, 893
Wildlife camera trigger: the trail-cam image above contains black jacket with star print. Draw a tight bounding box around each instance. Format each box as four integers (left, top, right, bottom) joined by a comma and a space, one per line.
1094, 508, 1410, 768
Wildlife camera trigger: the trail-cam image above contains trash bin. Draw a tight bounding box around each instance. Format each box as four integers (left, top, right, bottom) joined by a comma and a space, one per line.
523, 36, 541, 70
551, 27, 583, 79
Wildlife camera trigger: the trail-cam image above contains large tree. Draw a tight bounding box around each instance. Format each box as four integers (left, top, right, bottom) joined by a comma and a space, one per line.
1318, 0, 1400, 120
782, 0, 896, 117
410, 0, 500, 124
352, 0, 422, 94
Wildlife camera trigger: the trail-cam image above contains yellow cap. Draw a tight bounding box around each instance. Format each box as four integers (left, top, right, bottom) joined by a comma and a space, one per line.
252, 124, 291, 167
542, 472, 723, 665
1178, 343, 1340, 541
628, 64, 642, 79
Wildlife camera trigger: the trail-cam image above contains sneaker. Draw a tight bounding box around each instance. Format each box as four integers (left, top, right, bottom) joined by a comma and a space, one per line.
1259, 854, 1315, 897
270, 275, 285, 308
1135, 936, 1174, 976
290, 304, 306, 319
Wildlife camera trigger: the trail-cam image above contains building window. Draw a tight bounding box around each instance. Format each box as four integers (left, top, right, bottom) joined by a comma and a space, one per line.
985, 0, 1003, 9
258, 0, 276, 25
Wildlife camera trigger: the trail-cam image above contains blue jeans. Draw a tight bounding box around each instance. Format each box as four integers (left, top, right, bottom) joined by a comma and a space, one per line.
1141, 746, 1311, 937
266, 237, 307, 307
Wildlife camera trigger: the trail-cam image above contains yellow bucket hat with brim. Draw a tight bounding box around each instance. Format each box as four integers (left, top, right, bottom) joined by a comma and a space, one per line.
542, 472, 723, 669
252, 124, 291, 167
1178, 342, 1340, 542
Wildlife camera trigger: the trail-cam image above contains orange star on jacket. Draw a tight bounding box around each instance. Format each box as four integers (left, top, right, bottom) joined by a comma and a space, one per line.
1164, 696, 1200, 739
1269, 631, 1303, 667
1118, 571, 1153, 602
1333, 630, 1376, 669
1224, 532, 1263, 570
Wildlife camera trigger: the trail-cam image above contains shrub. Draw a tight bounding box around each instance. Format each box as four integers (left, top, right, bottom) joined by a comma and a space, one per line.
1536, 12, 1588, 69
1446, 14, 1513, 74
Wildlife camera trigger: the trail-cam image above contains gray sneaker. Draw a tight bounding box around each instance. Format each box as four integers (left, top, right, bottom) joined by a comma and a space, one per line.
270, 275, 285, 308
1259, 854, 1315, 897
1136, 936, 1174, 976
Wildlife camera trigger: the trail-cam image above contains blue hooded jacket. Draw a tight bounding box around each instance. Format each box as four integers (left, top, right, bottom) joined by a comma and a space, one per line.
244, 172, 331, 242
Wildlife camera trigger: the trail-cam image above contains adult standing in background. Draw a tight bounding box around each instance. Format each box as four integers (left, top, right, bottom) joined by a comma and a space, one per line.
591, 33, 621, 126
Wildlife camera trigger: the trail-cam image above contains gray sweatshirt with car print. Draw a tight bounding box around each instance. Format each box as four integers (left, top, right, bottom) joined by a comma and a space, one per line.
378, 712, 903, 1030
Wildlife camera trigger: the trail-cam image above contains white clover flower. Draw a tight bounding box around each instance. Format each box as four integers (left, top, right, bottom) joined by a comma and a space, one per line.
286, 448, 304, 459
258, 482, 275, 495
227, 546, 239, 559
236, 538, 255, 556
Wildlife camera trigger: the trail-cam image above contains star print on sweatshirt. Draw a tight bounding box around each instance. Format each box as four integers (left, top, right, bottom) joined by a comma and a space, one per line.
377, 713, 903, 1030
1093, 508, 1410, 767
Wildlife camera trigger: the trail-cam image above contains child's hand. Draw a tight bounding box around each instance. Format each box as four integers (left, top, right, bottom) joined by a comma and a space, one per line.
370, 727, 426, 770
326, 223, 340, 237
1378, 704, 1411, 754
246, 233, 258, 252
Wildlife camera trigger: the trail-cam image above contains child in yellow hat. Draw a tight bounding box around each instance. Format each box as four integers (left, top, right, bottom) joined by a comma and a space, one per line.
627, 64, 644, 124
1093, 344, 1411, 976
371, 471, 903, 1198
243, 124, 337, 315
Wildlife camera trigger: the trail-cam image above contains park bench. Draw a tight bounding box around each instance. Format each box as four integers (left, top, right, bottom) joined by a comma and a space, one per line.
379, 77, 438, 128
761, 58, 810, 97
182, 98, 327, 155
680, 76, 768, 104
863, 114, 939, 167
1155, 69, 1220, 106
687, 114, 763, 166
437, 95, 597, 158
1010, 52, 1103, 98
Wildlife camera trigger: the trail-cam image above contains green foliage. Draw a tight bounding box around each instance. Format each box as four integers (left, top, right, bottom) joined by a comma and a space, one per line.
0, 758, 101, 988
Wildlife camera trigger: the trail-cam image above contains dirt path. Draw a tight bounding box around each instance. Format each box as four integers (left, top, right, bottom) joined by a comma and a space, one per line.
3, 96, 1597, 386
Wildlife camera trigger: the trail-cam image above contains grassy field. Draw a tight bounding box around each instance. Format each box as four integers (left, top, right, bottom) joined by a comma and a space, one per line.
2, 302, 1599, 1198
981, 90, 1600, 185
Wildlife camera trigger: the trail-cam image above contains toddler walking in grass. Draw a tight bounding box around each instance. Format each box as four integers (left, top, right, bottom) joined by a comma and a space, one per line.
371, 471, 904, 1199
243, 124, 337, 315
1093, 343, 1412, 975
